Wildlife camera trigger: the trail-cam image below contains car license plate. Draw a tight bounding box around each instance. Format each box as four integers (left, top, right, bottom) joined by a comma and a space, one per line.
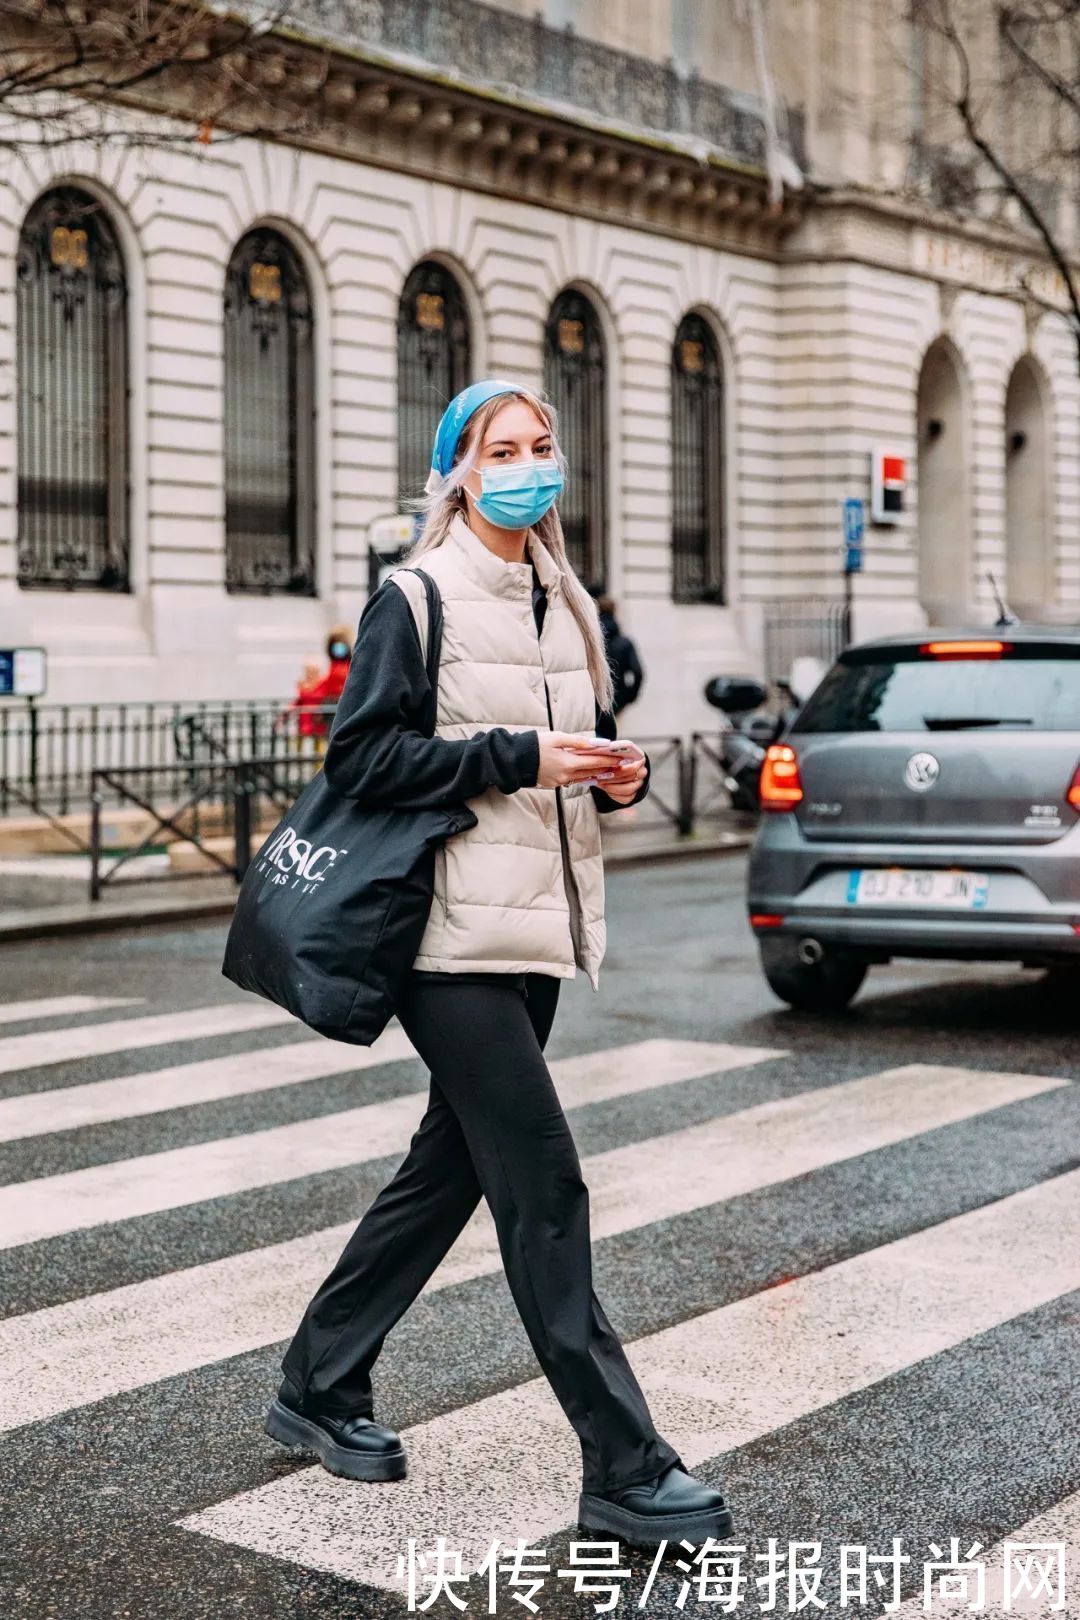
846, 869, 990, 908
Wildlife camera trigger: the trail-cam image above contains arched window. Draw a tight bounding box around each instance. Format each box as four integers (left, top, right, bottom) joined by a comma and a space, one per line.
671, 312, 725, 603
544, 288, 607, 592
397, 260, 471, 507
17, 187, 129, 591
224, 228, 315, 594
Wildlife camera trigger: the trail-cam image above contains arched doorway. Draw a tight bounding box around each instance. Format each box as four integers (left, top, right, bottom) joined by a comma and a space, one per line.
916, 338, 971, 623
1004, 356, 1051, 617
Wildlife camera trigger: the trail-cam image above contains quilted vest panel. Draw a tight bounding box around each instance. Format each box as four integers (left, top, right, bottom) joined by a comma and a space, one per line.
387, 514, 606, 988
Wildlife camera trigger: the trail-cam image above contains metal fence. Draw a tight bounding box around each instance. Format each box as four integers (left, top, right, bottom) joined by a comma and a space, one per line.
0, 697, 330, 818
2, 699, 746, 827
0, 692, 748, 897
762, 598, 851, 688
606, 734, 691, 837
87, 754, 315, 899
82, 733, 742, 899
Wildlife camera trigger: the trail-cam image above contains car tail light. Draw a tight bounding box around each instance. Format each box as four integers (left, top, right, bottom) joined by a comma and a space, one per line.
919, 639, 1011, 659
1067, 763, 1080, 812
749, 913, 785, 929
760, 744, 804, 810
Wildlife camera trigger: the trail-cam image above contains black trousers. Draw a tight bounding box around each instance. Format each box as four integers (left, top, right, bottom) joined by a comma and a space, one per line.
280, 968, 683, 1494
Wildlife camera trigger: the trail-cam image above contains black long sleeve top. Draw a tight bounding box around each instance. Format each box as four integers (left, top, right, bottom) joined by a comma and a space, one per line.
321, 563, 651, 814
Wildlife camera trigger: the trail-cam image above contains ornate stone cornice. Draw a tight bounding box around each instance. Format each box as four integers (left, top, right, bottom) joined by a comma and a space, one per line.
44, 0, 807, 257
789, 184, 1074, 309
259, 40, 807, 253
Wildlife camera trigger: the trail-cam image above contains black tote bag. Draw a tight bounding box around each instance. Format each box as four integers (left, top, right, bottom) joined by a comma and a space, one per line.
221, 568, 478, 1045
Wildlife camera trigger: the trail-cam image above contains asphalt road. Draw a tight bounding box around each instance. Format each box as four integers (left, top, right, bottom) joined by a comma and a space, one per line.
0, 852, 1077, 1620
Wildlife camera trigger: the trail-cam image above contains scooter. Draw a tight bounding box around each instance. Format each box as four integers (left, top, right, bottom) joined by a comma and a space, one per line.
703, 675, 801, 813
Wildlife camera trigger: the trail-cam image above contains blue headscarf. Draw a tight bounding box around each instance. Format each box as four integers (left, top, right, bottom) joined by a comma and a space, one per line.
427, 379, 524, 488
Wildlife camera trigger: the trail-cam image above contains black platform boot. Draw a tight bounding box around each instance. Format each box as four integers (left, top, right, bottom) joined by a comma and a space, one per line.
264, 1379, 407, 1482
579, 1463, 734, 1547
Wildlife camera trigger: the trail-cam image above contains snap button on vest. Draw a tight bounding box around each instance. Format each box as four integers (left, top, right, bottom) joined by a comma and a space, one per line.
387, 516, 606, 990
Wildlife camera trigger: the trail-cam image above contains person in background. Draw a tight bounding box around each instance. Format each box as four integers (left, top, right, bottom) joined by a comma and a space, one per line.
275, 630, 354, 753
296, 661, 326, 734
594, 594, 644, 715
275, 658, 326, 742
320, 626, 354, 712
306, 628, 354, 754
593, 594, 645, 822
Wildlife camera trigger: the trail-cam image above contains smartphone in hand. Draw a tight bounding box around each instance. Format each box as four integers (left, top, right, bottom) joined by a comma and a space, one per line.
578, 736, 643, 788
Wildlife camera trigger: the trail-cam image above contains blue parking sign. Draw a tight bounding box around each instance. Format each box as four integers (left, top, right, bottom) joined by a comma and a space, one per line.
842, 498, 864, 573
843, 498, 864, 545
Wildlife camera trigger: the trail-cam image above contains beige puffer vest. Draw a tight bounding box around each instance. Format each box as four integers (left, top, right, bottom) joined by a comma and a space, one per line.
386, 513, 606, 989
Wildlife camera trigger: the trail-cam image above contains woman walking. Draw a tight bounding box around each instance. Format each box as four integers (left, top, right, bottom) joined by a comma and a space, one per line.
265, 379, 733, 1547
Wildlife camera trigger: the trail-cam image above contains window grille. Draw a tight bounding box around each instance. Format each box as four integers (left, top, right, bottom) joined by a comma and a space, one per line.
544, 287, 607, 592
397, 260, 471, 507
224, 228, 316, 594
671, 312, 725, 603
17, 187, 129, 591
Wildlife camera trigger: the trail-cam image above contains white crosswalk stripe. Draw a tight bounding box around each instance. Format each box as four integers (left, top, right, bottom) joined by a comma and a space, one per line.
0, 995, 141, 1029
0, 1061, 1061, 1430
0, 1025, 418, 1143
0, 1032, 775, 1145
0, 1000, 299, 1076
0, 1039, 780, 1245
887, 1490, 1079, 1616
2, 991, 1076, 1611
178, 1169, 1080, 1593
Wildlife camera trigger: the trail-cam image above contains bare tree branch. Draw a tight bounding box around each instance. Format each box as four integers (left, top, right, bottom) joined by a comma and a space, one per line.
999, 2, 1080, 119
0, 0, 316, 154
929, 0, 1080, 370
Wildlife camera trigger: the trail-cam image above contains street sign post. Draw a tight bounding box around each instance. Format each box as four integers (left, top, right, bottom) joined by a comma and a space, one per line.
841, 499, 865, 648
367, 514, 422, 595
0, 648, 47, 803
0, 646, 46, 698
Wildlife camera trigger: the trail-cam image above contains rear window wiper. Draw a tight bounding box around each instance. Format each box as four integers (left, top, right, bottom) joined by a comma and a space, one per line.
922, 716, 1033, 730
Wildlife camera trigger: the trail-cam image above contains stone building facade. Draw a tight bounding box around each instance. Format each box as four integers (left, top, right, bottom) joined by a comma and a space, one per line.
1, 0, 1077, 734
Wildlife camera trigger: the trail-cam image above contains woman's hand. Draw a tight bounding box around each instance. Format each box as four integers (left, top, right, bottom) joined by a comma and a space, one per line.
537, 732, 631, 789
591, 743, 647, 803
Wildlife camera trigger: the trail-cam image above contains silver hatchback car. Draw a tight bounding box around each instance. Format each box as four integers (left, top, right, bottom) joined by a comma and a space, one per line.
747, 627, 1080, 1011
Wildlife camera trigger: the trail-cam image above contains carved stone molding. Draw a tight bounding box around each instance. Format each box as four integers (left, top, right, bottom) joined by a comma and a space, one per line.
287, 56, 794, 252
52, 1, 801, 258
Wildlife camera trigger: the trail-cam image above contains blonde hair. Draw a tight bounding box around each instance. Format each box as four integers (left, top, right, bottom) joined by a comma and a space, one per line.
399, 387, 615, 714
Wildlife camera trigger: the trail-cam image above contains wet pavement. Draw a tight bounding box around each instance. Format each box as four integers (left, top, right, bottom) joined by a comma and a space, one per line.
0, 852, 1076, 1619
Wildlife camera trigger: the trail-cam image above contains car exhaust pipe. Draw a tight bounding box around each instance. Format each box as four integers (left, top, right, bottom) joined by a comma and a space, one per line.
797, 936, 825, 966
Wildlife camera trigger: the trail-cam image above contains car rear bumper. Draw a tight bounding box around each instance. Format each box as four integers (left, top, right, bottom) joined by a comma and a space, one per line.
749, 910, 1080, 961
748, 819, 1080, 963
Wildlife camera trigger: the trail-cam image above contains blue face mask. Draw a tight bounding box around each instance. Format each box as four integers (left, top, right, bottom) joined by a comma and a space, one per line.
466, 459, 565, 530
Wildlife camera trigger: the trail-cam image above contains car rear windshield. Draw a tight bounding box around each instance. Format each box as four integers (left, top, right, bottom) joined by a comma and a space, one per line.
792, 646, 1080, 733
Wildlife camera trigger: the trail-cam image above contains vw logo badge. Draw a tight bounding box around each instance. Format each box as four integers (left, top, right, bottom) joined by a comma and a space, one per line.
904, 752, 940, 793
